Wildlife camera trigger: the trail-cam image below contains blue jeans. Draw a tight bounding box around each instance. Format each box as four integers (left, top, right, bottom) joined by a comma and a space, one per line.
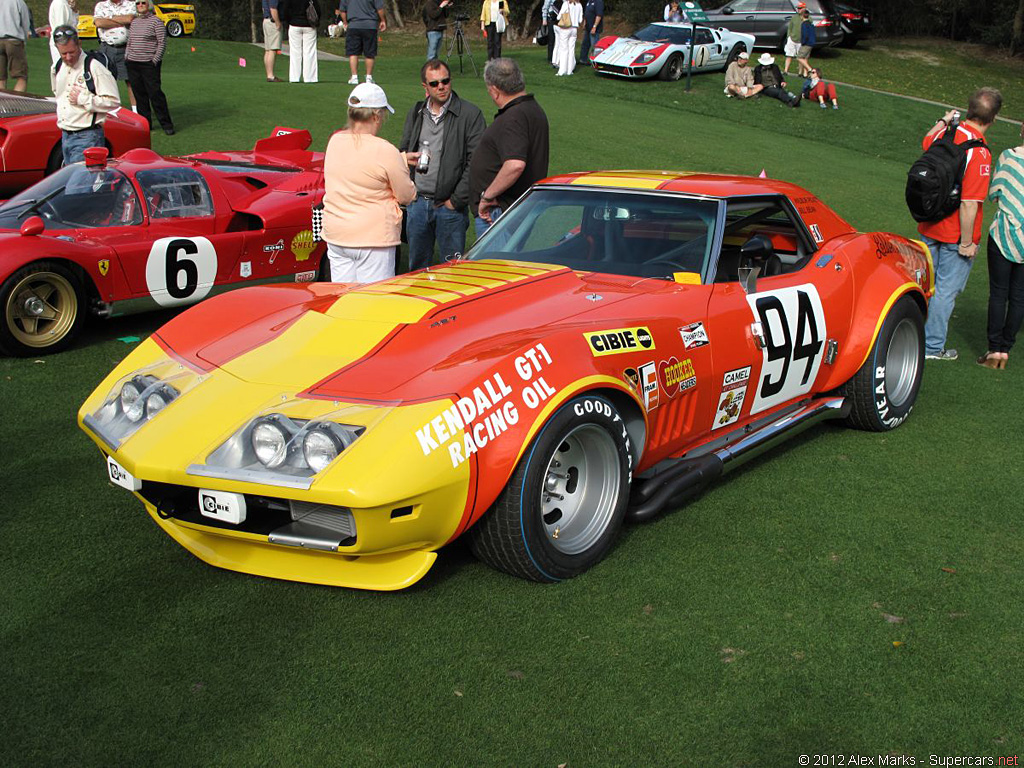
579, 23, 600, 64
474, 205, 503, 240
406, 194, 469, 272
62, 126, 105, 166
426, 30, 443, 60
923, 237, 975, 355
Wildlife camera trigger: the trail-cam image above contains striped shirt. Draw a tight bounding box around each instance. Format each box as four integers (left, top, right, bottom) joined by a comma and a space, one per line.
989, 147, 1024, 265
126, 12, 166, 63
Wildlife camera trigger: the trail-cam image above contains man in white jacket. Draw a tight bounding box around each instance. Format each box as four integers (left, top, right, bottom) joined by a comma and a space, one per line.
48, 0, 78, 64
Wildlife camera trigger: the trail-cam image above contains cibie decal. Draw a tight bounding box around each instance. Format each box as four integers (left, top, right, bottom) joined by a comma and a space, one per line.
714, 387, 746, 429
810, 223, 824, 243
679, 322, 709, 349
291, 229, 316, 262
746, 284, 826, 414
659, 357, 696, 398
98, 259, 109, 277
145, 236, 218, 308
638, 362, 660, 411
583, 326, 655, 357
622, 368, 640, 390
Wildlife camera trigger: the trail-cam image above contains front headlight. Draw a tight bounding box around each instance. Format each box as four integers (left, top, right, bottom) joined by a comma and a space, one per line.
83, 363, 202, 449
635, 52, 656, 64
252, 418, 290, 468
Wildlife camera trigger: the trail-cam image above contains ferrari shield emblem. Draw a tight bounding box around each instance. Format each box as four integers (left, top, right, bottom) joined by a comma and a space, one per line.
98, 259, 110, 276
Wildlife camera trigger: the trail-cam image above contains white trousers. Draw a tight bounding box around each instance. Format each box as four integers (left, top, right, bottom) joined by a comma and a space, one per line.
327, 243, 396, 283
553, 26, 578, 75
288, 26, 319, 83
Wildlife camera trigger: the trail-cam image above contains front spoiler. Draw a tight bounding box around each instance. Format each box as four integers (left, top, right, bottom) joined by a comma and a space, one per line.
145, 501, 437, 591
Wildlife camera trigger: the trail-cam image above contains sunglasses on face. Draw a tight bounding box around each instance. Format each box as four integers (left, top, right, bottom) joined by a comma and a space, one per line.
53, 29, 78, 42
426, 77, 451, 87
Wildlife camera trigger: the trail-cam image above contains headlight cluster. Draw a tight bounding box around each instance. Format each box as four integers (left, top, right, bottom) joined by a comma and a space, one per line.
83, 362, 202, 449
635, 52, 656, 64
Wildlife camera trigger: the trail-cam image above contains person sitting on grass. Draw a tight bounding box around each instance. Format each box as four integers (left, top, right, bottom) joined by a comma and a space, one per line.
802, 67, 838, 109
724, 51, 762, 99
753, 52, 800, 108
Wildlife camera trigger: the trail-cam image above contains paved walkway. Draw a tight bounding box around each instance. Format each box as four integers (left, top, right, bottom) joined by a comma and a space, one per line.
254, 42, 346, 61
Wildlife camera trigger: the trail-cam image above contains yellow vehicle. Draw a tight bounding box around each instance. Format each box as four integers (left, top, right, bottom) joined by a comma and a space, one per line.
77, 4, 196, 39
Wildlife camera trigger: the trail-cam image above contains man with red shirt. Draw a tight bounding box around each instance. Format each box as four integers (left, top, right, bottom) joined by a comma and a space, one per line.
919, 87, 1002, 361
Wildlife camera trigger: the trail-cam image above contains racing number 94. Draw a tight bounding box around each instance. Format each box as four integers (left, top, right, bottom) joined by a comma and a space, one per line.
747, 285, 827, 414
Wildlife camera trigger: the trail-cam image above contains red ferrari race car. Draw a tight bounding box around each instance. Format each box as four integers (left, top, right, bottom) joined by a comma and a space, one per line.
79, 171, 935, 591
0, 128, 326, 356
0, 89, 151, 196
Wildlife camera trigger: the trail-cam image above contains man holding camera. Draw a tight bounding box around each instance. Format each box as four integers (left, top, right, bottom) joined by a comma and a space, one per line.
400, 59, 486, 271
422, 0, 452, 60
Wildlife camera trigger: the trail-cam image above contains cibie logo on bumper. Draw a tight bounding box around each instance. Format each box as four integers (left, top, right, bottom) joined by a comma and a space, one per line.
584, 327, 655, 357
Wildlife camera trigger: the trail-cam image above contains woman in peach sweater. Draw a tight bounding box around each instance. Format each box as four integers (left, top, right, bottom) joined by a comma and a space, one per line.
323, 83, 417, 283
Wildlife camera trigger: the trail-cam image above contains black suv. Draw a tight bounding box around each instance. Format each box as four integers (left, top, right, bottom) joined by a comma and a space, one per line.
701, 0, 844, 49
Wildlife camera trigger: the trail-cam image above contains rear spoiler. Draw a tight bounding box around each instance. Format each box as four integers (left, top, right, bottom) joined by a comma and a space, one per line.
253, 126, 313, 153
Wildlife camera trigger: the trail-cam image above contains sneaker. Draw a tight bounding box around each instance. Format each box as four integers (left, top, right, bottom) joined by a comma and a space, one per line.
365, 75, 374, 84
347, 75, 359, 85
833, 104, 839, 110
820, 102, 827, 109
925, 349, 958, 361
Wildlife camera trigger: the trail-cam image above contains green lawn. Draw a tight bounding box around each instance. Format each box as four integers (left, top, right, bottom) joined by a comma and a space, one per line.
3, 33, 1024, 767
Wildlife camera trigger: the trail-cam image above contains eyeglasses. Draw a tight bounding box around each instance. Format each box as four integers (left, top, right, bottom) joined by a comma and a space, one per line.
426, 77, 451, 87
53, 29, 78, 42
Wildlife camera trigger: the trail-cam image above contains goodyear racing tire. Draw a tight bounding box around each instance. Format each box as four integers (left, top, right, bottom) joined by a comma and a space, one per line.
166, 20, 184, 37
726, 44, 745, 66
659, 53, 684, 81
469, 394, 632, 582
841, 295, 924, 431
0, 261, 86, 357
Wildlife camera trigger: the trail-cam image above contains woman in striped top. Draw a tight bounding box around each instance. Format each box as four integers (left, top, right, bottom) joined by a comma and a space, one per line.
125, 0, 174, 135
980, 124, 1024, 369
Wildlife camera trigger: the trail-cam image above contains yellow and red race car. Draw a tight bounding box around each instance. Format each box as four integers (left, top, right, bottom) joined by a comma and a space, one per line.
79, 171, 934, 591
78, 4, 195, 38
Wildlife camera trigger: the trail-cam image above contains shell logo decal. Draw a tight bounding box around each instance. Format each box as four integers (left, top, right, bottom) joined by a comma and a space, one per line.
291, 230, 316, 262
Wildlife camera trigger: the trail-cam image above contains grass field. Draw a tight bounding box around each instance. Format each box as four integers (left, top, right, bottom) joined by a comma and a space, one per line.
3, 30, 1024, 767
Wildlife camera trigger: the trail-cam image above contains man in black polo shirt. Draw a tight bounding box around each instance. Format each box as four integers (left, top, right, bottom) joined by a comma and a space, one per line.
469, 58, 549, 237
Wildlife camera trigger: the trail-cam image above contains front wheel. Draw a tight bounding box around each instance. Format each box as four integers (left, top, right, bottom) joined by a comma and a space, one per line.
469, 394, 633, 582
659, 53, 684, 81
841, 294, 924, 431
166, 19, 184, 37
0, 262, 86, 356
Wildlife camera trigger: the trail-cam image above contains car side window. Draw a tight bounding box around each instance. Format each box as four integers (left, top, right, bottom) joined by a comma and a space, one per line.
761, 0, 791, 11
727, 0, 762, 12
713, 197, 811, 283
136, 168, 215, 220
695, 28, 713, 44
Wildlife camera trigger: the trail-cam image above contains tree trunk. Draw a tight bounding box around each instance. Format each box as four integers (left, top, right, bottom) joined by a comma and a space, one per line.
519, 0, 542, 37
389, 0, 405, 28
1012, 0, 1024, 56
251, 0, 258, 43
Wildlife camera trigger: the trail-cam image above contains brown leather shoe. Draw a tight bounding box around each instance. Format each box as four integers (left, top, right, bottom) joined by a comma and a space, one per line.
977, 352, 1002, 369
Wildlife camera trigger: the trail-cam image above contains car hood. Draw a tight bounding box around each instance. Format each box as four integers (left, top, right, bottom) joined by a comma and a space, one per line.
594, 38, 669, 65
155, 260, 649, 401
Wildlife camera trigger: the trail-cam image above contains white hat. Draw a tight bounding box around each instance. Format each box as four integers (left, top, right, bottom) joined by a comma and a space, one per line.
757, 52, 774, 66
347, 83, 394, 114
738, 51, 749, 59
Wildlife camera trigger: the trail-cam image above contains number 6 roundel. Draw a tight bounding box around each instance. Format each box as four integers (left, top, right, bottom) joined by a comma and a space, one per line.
145, 237, 218, 307
746, 284, 826, 414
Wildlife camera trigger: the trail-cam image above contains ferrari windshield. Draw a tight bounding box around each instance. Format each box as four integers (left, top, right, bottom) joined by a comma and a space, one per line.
633, 24, 692, 44
0, 164, 143, 230
467, 186, 718, 280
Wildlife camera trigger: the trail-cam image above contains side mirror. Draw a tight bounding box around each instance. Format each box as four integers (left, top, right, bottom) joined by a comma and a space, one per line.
20, 216, 45, 236
721, 6, 734, 14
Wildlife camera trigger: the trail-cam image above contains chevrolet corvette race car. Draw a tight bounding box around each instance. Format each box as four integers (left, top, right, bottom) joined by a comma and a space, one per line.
590, 23, 754, 80
79, 171, 934, 591
0, 89, 151, 196
0, 128, 325, 356
78, 4, 196, 38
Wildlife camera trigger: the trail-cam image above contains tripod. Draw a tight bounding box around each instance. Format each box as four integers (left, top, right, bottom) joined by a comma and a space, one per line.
445, 19, 478, 76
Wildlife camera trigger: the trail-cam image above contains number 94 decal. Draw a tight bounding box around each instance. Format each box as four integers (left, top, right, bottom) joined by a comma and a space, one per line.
145, 236, 218, 308
746, 285, 826, 414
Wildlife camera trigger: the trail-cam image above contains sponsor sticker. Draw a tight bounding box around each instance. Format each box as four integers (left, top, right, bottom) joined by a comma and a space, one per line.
240, 261, 252, 278
198, 489, 247, 525
679, 322, 709, 349
295, 270, 317, 283
713, 387, 746, 430
98, 259, 110, 277
291, 229, 316, 262
583, 326, 655, 357
810, 223, 823, 243
722, 365, 750, 389
263, 238, 285, 264
658, 357, 696, 398
106, 455, 140, 491
622, 367, 640, 390
638, 361, 660, 411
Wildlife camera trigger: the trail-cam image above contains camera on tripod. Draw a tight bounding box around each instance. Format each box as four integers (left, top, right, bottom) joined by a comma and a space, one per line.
453, 12, 470, 21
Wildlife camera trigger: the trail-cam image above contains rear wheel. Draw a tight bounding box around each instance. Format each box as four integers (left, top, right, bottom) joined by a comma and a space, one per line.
45, 143, 63, 176
469, 394, 633, 582
166, 20, 184, 37
659, 53, 684, 81
841, 295, 924, 431
0, 261, 87, 356
726, 44, 745, 66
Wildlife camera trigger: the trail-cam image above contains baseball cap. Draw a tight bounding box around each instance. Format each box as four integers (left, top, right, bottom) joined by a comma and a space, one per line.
738, 51, 749, 59
796, 1, 806, 7
347, 83, 394, 114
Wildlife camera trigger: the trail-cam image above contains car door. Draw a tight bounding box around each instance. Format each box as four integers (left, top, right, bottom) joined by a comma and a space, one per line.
758, 0, 797, 47
116, 167, 249, 308
704, 196, 853, 433
711, 0, 761, 37
690, 27, 718, 69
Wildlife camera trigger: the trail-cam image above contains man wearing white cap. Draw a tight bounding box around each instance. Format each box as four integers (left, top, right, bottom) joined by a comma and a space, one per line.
322, 83, 418, 283
724, 51, 762, 99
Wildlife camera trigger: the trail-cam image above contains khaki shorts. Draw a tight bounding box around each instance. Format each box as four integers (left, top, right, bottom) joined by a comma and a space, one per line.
798, 44, 812, 58
0, 39, 28, 81
263, 18, 282, 51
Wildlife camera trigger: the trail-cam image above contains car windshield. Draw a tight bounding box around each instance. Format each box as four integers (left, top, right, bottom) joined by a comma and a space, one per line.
0, 164, 143, 230
466, 187, 719, 281
633, 24, 691, 44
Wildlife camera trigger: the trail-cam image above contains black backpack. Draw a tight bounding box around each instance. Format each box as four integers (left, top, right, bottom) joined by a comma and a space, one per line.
905, 124, 986, 223
53, 49, 112, 97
